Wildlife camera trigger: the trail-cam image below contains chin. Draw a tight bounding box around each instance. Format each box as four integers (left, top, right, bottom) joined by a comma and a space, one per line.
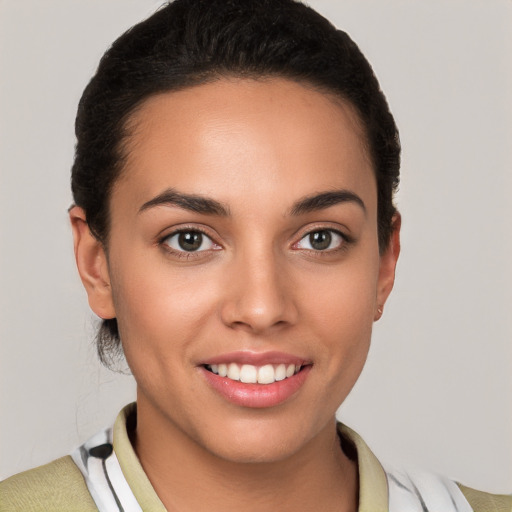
195, 414, 320, 465
210, 437, 302, 465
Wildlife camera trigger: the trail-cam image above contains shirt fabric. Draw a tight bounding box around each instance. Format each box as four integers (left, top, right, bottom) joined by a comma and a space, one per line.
1, 403, 511, 511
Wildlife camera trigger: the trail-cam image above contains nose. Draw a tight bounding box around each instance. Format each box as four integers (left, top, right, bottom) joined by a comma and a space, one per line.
220, 249, 298, 334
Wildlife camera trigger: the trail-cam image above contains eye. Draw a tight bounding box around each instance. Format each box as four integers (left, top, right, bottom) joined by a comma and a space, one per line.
295, 229, 346, 251
162, 230, 216, 252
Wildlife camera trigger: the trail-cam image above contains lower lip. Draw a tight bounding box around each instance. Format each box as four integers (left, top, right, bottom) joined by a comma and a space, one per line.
200, 366, 312, 408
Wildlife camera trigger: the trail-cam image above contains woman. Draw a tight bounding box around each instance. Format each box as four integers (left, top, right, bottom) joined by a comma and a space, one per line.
1, 0, 510, 510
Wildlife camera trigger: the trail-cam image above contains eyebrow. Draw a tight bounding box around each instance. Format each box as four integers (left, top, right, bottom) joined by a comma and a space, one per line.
139, 187, 365, 217
139, 188, 230, 216
289, 189, 366, 216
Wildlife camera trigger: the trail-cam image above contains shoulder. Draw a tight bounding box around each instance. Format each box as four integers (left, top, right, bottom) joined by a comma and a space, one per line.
338, 423, 511, 512
457, 483, 512, 512
386, 467, 511, 512
0, 455, 97, 512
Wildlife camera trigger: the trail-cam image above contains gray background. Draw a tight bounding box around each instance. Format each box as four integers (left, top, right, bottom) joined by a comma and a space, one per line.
1, 0, 511, 492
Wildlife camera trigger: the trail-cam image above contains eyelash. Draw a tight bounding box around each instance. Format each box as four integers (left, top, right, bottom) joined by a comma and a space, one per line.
293, 228, 353, 254
158, 226, 353, 260
159, 227, 221, 260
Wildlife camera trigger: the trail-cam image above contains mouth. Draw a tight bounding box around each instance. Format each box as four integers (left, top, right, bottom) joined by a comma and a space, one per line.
199, 353, 312, 408
204, 362, 303, 384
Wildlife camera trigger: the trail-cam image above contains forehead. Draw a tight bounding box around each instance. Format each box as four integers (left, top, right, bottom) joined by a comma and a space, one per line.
114, 78, 375, 214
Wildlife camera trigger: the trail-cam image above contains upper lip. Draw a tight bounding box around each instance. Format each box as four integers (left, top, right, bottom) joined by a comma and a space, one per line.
200, 351, 310, 367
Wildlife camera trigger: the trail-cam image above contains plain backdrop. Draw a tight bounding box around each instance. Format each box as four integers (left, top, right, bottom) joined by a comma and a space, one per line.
1, 0, 511, 493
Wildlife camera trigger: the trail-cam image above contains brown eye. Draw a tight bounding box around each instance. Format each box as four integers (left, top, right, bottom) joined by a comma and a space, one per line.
163, 230, 215, 252
178, 232, 202, 251
296, 229, 345, 251
309, 231, 332, 250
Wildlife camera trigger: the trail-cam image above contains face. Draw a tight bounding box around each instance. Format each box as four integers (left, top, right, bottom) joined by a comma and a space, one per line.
74, 78, 399, 464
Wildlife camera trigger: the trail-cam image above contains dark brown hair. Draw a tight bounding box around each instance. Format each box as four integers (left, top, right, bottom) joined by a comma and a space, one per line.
71, 0, 400, 367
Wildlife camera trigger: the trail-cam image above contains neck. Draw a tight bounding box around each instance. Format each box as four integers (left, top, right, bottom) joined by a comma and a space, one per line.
133, 400, 358, 512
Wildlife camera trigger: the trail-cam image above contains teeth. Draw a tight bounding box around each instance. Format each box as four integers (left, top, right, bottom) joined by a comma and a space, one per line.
227, 363, 240, 381
275, 364, 286, 381
240, 364, 258, 383
207, 362, 302, 384
257, 364, 275, 384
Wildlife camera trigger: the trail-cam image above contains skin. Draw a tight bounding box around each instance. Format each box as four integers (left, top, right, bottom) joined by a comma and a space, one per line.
70, 78, 400, 512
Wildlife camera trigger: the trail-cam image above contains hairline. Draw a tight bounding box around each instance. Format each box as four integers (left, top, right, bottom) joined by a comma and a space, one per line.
102, 72, 376, 242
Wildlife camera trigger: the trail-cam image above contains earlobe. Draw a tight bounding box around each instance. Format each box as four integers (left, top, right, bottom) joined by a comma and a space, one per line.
69, 206, 116, 320
374, 213, 401, 321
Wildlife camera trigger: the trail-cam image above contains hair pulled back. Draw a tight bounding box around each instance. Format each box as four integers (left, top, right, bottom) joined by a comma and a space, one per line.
71, 0, 400, 367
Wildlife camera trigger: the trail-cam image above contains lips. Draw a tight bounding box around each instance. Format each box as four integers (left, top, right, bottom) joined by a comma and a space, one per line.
199, 351, 312, 408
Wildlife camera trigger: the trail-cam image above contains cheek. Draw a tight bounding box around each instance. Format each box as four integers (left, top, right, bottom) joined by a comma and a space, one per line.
308, 290, 374, 413
313, 287, 374, 370
302, 252, 379, 371
305, 249, 379, 323
108, 256, 221, 368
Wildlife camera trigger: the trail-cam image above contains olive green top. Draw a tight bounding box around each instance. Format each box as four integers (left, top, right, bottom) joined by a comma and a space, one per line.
1, 405, 510, 511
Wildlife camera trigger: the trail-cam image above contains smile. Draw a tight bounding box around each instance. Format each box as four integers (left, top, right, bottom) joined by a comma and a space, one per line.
200, 353, 312, 408
205, 363, 302, 384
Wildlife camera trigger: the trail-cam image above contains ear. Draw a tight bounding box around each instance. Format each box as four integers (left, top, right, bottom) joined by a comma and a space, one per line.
374, 213, 401, 321
69, 206, 116, 320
